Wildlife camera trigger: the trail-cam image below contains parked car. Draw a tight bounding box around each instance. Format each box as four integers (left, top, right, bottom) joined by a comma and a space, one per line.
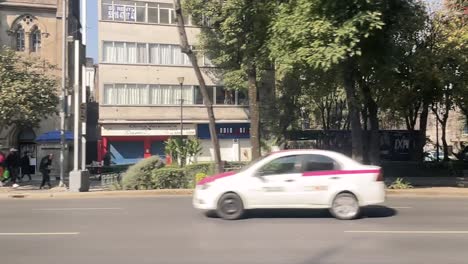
193, 149, 385, 220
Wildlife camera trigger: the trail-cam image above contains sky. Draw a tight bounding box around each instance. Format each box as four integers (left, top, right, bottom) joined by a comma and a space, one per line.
83, 0, 443, 62
85, 0, 98, 61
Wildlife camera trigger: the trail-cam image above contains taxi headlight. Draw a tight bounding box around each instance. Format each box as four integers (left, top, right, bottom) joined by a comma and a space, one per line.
199, 183, 211, 190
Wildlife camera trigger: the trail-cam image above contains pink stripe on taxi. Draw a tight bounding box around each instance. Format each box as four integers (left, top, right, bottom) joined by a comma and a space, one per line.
197, 171, 236, 185
302, 169, 380, 177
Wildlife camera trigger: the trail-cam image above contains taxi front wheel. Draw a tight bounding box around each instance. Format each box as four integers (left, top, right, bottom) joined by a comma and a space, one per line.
330, 192, 360, 220
216, 193, 245, 220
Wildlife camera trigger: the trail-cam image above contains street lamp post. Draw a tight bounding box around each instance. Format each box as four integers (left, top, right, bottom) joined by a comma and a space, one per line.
177, 77, 184, 138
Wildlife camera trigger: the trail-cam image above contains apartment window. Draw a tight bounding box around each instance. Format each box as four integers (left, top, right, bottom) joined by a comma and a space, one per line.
16, 26, 25, 51
159, 4, 171, 24
149, 44, 160, 64
148, 3, 159, 23
194, 86, 247, 105
103, 84, 248, 106
126, 43, 137, 64
136, 2, 146, 22
137, 43, 147, 63
104, 83, 192, 105
160, 44, 172, 64
30, 29, 41, 53
149, 85, 193, 105
114, 42, 125, 63
104, 84, 149, 105
216, 87, 235, 105
101, 1, 192, 25
103, 41, 191, 66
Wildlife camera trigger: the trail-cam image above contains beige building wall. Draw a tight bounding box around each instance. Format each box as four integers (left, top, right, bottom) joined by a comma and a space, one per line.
98, 0, 251, 163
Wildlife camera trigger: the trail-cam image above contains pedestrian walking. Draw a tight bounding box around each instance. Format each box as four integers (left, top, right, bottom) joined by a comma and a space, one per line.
5, 148, 20, 185
39, 154, 53, 189
20, 152, 32, 181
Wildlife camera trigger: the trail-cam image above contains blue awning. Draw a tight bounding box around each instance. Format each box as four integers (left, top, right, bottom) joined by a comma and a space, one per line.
35, 130, 74, 143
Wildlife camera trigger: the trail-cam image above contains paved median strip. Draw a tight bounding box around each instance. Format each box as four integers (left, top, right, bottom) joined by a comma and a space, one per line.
33, 208, 123, 211
0, 232, 79, 236
345, 230, 468, 234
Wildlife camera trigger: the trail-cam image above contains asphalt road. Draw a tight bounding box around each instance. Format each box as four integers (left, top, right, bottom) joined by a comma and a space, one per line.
1, 196, 468, 264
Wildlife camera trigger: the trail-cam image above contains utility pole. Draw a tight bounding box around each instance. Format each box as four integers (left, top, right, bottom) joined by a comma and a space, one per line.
59, 0, 68, 187
73, 39, 80, 172
81, 0, 87, 171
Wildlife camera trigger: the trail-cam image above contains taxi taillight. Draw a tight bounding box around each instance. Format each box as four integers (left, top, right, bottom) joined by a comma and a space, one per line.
376, 171, 384, 181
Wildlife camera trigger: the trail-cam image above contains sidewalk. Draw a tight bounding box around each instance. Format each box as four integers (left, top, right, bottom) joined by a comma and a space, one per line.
2, 186, 468, 199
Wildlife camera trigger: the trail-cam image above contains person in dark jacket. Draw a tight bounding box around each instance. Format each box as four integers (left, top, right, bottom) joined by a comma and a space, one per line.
39, 154, 53, 189
5, 148, 20, 184
20, 152, 32, 181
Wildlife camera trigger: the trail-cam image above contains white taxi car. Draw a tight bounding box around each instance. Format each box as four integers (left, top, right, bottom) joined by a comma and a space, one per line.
193, 150, 385, 220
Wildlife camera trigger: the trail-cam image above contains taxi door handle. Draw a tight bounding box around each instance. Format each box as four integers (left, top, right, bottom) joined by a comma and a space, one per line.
285, 179, 295, 182
329, 176, 341, 180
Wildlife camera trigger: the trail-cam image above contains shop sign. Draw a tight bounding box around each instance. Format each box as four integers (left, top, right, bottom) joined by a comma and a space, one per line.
106, 4, 135, 20
197, 123, 250, 139
102, 124, 196, 136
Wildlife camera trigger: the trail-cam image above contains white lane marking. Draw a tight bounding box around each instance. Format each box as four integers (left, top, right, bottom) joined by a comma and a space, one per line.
368, 206, 412, 209
33, 208, 123, 211
0, 232, 79, 236
345, 231, 468, 234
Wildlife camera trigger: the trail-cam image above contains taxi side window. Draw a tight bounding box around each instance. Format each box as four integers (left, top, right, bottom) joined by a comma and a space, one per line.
302, 154, 339, 172
258, 155, 301, 176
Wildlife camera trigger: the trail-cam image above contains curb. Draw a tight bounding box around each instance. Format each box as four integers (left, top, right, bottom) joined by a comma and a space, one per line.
2, 188, 468, 200
0, 189, 194, 200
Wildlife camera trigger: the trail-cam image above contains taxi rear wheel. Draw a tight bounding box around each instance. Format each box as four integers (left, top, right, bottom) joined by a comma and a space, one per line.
330, 192, 360, 220
216, 193, 245, 220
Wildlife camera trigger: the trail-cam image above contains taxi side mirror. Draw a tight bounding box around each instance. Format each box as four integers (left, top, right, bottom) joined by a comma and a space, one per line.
254, 170, 268, 182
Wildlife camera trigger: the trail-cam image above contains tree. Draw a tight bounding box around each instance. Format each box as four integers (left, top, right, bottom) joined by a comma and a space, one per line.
184, 0, 275, 160
430, 10, 467, 160
270, 0, 426, 163
270, 0, 385, 162
0, 47, 59, 131
173, 0, 223, 173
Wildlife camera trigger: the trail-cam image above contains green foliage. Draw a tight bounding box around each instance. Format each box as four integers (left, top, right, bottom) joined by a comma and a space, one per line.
269, 0, 385, 73
152, 167, 188, 189
0, 47, 59, 128
165, 137, 202, 167
195, 172, 207, 184
185, 162, 215, 187
388, 178, 413, 189
121, 156, 165, 190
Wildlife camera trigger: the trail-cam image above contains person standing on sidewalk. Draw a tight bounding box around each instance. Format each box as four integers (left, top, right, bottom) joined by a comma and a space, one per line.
5, 148, 20, 186
39, 154, 53, 189
20, 152, 32, 181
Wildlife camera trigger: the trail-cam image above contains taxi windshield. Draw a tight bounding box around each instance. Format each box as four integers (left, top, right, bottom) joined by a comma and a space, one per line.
238, 154, 270, 172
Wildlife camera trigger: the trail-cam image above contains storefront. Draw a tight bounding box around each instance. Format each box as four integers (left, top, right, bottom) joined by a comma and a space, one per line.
197, 123, 251, 162
99, 123, 196, 165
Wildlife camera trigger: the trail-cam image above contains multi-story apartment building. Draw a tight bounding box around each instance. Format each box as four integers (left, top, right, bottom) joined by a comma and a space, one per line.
97, 0, 252, 165
0, 0, 82, 173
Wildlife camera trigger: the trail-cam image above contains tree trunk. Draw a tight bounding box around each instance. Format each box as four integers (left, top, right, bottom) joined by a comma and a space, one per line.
173, 0, 223, 173
342, 60, 363, 162
416, 102, 429, 161
248, 65, 261, 160
361, 83, 380, 165
441, 119, 449, 161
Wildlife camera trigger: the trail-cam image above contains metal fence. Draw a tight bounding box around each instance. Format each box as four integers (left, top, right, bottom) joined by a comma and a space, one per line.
100, 172, 122, 188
